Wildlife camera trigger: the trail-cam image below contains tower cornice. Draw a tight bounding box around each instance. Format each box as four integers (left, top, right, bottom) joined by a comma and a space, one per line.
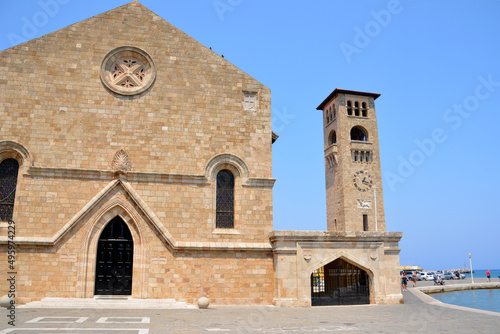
316, 88, 381, 110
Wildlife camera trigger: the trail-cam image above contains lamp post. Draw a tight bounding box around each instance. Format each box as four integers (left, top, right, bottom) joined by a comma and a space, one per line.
469, 253, 474, 284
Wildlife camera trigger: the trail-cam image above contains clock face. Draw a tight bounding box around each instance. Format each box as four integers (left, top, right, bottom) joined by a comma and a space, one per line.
353, 170, 373, 192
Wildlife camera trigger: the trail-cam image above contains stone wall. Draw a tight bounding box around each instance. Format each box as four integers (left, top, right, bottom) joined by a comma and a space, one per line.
0, 2, 275, 305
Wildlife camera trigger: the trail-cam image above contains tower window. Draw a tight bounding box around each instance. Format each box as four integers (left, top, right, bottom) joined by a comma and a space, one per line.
351, 126, 368, 141
0, 158, 19, 222
328, 130, 337, 145
354, 102, 360, 116
216, 169, 235, 229
363, 214, 368, 231
361, 102, 367, 117
326, 104, 336, 124
347, 101, 353, 116
351, 150, 372, 163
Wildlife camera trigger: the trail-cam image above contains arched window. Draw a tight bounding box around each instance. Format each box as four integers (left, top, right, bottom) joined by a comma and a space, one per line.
216, 169, 235, 228
361, 102, 367, 117
351, 126, 368, 141
347, 101, 353, 116
354, 101, 360, 117
329, 130, 337, 145
0, 159, 19, 221
332, 105, 336, 119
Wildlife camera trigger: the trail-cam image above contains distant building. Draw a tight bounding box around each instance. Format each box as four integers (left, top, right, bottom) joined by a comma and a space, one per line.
0, 2, 402, 306
400, 266, 423, 271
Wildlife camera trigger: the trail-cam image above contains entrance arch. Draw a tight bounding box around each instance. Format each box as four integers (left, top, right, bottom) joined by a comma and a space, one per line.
311, 258, 369, 306
94, 216, 134, 295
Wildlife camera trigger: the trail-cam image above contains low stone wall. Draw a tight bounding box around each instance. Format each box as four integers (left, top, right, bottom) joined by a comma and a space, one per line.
419, 282, 500, 295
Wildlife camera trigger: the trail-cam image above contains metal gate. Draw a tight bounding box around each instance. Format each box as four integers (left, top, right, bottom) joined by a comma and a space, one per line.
95, 216, 134, 295
311, 258, 369, 306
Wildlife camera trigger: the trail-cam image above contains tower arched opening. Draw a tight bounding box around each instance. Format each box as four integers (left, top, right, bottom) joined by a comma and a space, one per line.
350, 126, 368, 141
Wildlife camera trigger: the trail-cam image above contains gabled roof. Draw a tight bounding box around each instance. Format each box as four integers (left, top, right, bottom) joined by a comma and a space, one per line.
0, 1, 267, 89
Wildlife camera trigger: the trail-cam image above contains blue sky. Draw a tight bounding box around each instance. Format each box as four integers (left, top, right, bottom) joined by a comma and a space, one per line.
1, 0, 499, 271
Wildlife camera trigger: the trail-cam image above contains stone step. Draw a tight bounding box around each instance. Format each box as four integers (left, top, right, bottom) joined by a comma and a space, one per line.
23, 297, 196, 309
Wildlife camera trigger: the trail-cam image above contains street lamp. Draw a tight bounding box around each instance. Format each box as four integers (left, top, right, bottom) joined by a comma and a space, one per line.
469, 253, 474, 284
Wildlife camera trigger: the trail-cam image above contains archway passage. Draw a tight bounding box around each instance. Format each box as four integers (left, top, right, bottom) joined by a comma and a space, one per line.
311, 258, 369, 306
95, 216, 134, 295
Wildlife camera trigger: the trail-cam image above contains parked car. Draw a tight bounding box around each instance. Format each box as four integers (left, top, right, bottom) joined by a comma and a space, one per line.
453, 271, 466, 279
417, 272, 435, 281
441, 272, 455, 280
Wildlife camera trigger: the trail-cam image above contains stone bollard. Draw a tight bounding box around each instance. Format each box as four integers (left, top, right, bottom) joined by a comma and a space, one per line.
197, 296, 210, 309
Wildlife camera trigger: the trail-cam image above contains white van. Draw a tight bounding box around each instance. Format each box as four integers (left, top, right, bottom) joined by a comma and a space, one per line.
417, 272, 435, 281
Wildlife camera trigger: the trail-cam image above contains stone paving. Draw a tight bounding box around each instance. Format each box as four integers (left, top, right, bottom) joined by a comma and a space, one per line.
1, 278, 499, 333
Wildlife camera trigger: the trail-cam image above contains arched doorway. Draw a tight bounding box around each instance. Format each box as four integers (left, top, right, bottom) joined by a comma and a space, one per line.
94, 216, 134, 295
311, 258, 369, 306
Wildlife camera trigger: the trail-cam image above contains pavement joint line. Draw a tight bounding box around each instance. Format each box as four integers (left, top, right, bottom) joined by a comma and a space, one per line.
0, 329, 149, 334
26, 317, 89, 324
96, 317, 151, 324
205, 329, 231, 332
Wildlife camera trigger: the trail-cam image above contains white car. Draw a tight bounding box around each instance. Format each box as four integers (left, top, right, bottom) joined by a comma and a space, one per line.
417, 272, 435, 281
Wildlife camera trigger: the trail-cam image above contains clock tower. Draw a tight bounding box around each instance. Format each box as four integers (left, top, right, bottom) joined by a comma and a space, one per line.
317, 89, 386, 232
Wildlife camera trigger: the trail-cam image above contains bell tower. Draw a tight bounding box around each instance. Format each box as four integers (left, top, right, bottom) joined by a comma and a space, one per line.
316, 89, 386, 232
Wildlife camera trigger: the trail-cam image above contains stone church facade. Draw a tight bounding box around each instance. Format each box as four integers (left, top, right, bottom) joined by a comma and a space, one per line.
0, 2, 402, 306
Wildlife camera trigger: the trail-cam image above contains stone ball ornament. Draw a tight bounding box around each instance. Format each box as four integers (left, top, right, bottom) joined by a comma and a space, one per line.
0, 295, 14, 308
197, 296, 210, 309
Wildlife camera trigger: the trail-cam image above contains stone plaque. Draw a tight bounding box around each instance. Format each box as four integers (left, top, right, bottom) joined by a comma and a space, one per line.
357, 200, 372, 210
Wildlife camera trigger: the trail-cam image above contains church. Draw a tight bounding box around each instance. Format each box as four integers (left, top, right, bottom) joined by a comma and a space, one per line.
0, 2, 402, 306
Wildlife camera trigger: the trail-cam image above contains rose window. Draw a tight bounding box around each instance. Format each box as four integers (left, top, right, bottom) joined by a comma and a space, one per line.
100, 46, 156, 96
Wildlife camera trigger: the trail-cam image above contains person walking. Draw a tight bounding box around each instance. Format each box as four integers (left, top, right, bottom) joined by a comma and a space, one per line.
486, 269, 491, 283
402, 272, 408, 291
412, 272, 417, 287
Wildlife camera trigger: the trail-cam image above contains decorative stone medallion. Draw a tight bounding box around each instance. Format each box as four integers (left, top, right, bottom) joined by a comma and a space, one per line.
100, 46, 156, 96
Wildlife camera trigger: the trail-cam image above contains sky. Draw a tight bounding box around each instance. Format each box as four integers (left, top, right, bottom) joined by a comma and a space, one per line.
1, 0, 499, 271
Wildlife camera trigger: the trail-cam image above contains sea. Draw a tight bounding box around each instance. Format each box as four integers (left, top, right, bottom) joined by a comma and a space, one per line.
463, 268, 500, 279
431, 269, 500, 313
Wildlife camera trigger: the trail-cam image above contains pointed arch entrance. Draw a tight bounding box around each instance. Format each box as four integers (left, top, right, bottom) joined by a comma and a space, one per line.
311, 258, 369, 306
94, 216, 134, 295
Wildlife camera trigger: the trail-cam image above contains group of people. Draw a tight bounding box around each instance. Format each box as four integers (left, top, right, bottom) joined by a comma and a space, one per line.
400, 272, 418, 291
